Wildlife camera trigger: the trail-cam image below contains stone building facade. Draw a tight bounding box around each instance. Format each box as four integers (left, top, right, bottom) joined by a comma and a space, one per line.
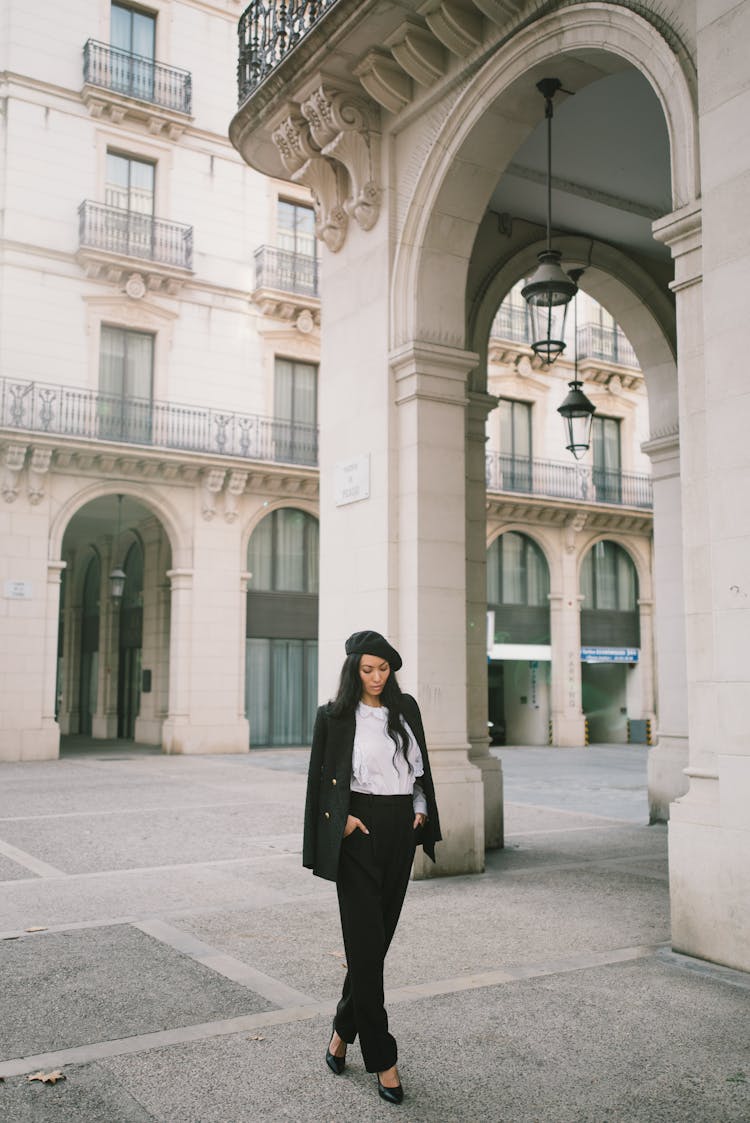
229, 0, 750, 972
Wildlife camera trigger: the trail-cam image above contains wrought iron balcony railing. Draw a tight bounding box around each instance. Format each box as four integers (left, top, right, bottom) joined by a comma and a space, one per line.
490, 303, 531, 346
0, 378, 318, 467
254, 245, 319, 297
78, 201, 193, 271
576, 322, 638, 368
486, 452, 652, 509
83, 39, 192, 115
237, 0, 338, 103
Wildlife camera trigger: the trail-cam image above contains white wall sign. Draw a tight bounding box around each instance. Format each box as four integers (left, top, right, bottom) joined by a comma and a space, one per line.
335, 454, 370, 506
5, 580, 33, 599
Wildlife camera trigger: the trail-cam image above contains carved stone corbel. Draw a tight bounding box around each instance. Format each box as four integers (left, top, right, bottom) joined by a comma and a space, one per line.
354, 49, 412, 115
272, 111, 348, 252
300, 84, 382, 233
28, 447, 53, 505
564, 510, 588, 552
202, 468, 226, 521
418, 0, 483, 56
224, 471, 248, 523
3, 444, 27, 503
387, 20, 445, 88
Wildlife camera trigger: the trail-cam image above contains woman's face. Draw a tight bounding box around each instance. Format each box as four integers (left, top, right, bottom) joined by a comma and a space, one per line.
359, 654, 390, 703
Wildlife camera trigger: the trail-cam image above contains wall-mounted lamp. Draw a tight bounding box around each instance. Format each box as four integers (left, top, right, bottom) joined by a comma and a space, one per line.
522, 78, 578, 365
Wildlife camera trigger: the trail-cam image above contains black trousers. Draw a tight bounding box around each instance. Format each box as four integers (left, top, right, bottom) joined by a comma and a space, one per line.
334, 792, 417, 1073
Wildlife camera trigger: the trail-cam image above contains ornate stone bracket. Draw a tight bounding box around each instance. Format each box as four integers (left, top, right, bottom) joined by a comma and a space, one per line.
3, 444, 27, 503
202, 468, 226, 521
301, 84, 382, 233
224, 471, 248, 523
270, 83, 382, 252
28, 447, 53, 505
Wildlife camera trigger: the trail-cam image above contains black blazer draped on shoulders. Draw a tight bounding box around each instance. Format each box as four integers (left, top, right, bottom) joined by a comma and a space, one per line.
303, 694, 442, 882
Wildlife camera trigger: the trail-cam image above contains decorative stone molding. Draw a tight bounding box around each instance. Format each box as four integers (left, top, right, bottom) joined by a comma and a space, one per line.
124, 272, 147, 300
354, 49, 412, 114
201, 468, 226, 520
28, 447, 53, 505
564, 510, 588, 553
224, 471, 249, 523
387, 20, 445, 88
76, 249, 191, 296
81, 85, 191, 141
2, 443, 27, 502
418, 0, 483, 57
300, 83, 382, 233
652, 202, 702, 293
272, 111, 348, 252
485, 494, 652, 536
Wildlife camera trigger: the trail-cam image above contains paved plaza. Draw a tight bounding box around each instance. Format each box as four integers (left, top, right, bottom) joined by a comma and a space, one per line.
0, 743, 748, 1122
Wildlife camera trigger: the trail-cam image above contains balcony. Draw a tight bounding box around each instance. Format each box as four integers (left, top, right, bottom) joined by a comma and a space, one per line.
237, 1, 338, 104
77, 201, 193, 294
491, 303, 531, 347
251, 245, 320, 327
577, 322, 638, 368
0, 377, 319, 468
82, 40, 192, 137
486, 452, 652, 510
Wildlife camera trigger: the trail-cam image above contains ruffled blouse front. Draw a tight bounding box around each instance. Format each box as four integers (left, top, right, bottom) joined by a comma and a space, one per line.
351, 702, 427, 814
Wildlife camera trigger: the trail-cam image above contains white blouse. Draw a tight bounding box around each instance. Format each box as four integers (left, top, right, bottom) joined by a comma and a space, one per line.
351, 702, 428, 815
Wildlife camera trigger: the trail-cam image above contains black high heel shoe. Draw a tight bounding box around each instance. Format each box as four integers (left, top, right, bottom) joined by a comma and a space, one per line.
326, 1021, 346, 1075
377, 1073, 404, 1104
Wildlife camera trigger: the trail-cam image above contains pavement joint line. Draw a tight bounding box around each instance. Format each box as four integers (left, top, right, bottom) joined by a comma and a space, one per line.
0, 837, 67, 879
504, 800, 642, 825
0, 799, 275, 823
656, 948, 750, 991
133, 918, 315, 1008
0, 941, 667, 1079
0, 848, 299, 889
507, 824, 642, 836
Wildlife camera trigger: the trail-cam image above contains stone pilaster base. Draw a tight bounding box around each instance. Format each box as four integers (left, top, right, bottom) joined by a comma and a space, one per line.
412, 754, 485, 878
162, 718, 249, 755
647, 735, 689, 822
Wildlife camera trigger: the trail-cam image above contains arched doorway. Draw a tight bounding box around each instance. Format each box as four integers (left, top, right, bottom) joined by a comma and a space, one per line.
580, 540, 640, 743
487, 531, 551, 745
59, 494, 172, 746
245, 507, 319, 746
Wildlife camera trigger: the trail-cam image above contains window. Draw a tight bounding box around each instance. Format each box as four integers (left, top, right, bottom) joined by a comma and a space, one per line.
106, 152, 155, 214
580, 540, 639, 646
498, 399, 532, 491
581, 540, 636, 612
111, 3, 156, 59
274, 358, 318, 464
247, 509, 319, 594
98, 326, 154, 443
277, 200, 316, 259
592, 415, 622, 503
486, 532, 550, 645
110, 4, 156, 102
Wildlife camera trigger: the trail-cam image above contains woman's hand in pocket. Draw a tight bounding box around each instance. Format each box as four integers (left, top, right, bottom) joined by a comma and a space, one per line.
413, 812, 426, 830
343, 814, 369, 838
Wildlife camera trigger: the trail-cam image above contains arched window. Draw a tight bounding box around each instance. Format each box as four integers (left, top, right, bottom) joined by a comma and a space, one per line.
487, 532, 550, 644
246, 509, 319, 746
580, 540, 639, 645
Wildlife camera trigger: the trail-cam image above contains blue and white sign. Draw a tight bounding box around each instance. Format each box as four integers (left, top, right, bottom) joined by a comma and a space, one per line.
581, 646, 639, 664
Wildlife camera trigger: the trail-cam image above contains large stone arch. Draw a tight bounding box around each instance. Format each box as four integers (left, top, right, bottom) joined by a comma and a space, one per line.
392, 2, 699, 352
50, 480, 189, 570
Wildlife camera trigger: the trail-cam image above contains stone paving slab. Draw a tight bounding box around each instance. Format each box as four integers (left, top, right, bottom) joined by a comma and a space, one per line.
0, 802, 303, 875
0, 1064, 155, 1123
0, 861, 300, 933
0, 924, 273, 1060
13, 956, 738, 1123
0, 852, 35, 881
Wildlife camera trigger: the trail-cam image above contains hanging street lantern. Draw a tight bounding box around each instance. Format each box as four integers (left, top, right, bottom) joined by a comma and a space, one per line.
109, 494, 126, 601
522, 77, 578, 364
557, 268, 595, 459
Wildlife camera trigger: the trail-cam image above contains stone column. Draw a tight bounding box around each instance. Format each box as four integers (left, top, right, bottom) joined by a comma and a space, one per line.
92, 536, 119, 739
641, 432, 689, 819
162, 569, 193, 753
392, 343, 485, 877
58, 550, 79, 735
627, 596, 657, 742
134, 518, 163, 745
466, 390, 503, 848
549, 516, 586, 746
25, 560, 66, 760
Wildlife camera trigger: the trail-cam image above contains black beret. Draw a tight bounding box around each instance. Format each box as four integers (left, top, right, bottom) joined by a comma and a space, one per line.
345, 630, 402, 671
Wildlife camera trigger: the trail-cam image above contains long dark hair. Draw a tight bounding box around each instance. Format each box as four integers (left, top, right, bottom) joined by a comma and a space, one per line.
329, 653, 412, 772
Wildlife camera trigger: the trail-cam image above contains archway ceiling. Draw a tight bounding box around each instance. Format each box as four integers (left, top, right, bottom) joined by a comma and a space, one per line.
490, 68, 672, 262
62, 495, 156, 551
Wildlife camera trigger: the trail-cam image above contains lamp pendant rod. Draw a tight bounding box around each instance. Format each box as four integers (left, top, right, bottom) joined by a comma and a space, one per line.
546, 97, 552, 253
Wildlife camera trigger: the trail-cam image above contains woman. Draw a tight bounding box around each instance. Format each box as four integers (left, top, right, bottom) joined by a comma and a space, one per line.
303, 629, 441, 1104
